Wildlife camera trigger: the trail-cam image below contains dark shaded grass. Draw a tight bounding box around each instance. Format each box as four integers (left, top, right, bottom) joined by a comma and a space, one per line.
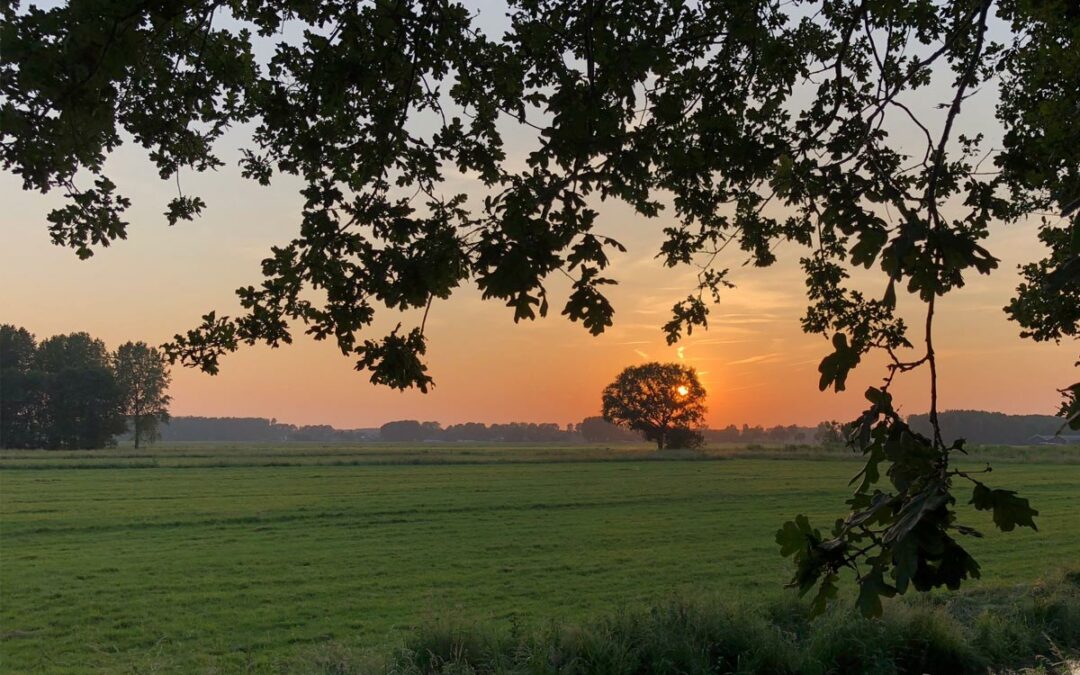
281, 570, 1080, 674
3, 442, 1078, 470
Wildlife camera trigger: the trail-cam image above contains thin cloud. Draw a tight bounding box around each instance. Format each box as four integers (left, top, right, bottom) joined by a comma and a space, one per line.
685, 338, 752, 346
727, 352, 783, 366
715, 381, 770, 393
712, 315, 783, 325
714, 312, 782, 319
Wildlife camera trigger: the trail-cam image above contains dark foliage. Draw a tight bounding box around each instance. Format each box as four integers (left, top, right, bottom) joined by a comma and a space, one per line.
577, 416, 641, 443
114, 341, 172, 448
0, 325, 44, 447
3, 329, 127, 449
380, 420, 575, 443
146, 416, 380, 442
379, 420, 444, 442
602, 362, 707, 450
666, 426, 706, 450
0, 326, 170, 449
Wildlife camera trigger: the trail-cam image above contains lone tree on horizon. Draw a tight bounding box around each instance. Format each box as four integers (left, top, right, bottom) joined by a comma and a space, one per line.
602, 363, 706, 451
114, 342, 172, 448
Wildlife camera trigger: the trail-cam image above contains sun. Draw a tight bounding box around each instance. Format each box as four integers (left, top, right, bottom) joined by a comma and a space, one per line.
676, 385, 690, 397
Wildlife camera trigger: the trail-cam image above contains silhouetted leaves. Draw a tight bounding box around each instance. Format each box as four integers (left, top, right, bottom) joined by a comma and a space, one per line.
857, 568, 897, 619
356, 327, 434, 393
970, 484, 1039, 533
817, 333, 860, 392
7, 0, 1070, 395
1061, 382, 1080, 431
165, 196, 207, 226
781, 384, 1037, 617
777, 514, 818, 558
45, 177, 131, 259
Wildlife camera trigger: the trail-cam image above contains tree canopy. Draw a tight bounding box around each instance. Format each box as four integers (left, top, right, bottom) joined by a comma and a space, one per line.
3, 0, 1077, 615
0, 326, 172, 449
12, 330, 127, 449
602, 362, 706, 450
114, 341, 173, 448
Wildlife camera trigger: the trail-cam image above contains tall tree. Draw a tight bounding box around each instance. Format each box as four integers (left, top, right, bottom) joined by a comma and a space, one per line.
35, 333, 126, 449
0, 324, 45, 448
602, 363, 706, 450
114, 341, 172, 448
3, 0, 1077, 613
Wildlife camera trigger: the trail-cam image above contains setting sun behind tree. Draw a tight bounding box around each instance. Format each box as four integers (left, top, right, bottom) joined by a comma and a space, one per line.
602, 363, 707, 450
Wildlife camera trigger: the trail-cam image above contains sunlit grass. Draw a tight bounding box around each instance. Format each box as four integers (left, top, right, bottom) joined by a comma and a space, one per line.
1, 446, 1077, 672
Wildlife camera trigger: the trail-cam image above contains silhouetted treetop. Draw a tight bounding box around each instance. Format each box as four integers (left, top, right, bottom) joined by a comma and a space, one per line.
0, 328, 128, 449
602, 362, 706, 450
3, 1, 1074, 393
114, 342, 172, 448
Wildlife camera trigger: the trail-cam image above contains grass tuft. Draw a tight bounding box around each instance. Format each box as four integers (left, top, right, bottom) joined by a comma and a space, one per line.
360, 571, 1080, 675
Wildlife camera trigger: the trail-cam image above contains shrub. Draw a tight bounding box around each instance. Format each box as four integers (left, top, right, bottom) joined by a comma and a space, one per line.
665, 427, 705, 450
365, 571, 1080, 675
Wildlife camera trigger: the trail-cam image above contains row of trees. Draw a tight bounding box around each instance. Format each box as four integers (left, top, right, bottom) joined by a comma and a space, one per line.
704, 423, 842, 445
161, 415, 845, 445
379, 420, 573, 443
148, 416, 377, 443
0, 325, 171, 449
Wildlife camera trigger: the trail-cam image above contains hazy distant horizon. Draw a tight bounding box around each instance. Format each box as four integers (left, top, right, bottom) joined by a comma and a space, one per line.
152, 407, 1065, 433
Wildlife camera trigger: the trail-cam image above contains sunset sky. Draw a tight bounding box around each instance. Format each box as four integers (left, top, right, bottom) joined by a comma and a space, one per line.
2, 6, 1074, 430
4, 154, 1071, 430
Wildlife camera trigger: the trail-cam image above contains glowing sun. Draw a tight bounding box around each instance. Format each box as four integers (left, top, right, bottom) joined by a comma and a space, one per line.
676, 385, 690, 396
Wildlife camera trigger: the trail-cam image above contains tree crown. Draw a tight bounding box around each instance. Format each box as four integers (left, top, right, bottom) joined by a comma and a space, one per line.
602, 362, 706, 446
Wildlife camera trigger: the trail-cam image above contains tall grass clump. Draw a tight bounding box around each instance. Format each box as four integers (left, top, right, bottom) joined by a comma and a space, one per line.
390, 601, 798, 675
361, 570, 1080, 675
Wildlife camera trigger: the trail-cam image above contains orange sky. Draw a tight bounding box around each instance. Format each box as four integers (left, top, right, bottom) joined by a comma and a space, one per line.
2, 153, 1072, 429
2, 9, 1074, 429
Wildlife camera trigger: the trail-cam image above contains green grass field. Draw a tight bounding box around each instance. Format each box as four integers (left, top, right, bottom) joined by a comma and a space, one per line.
1, 445, 1078, 673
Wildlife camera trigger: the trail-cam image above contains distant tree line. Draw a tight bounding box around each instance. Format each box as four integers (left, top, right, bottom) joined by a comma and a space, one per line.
907, 411, 1068, 446
379, 420, 574, 443
128, 410, 1080, 447
103, 413, 1074, 446
375, 418, 843, 445
1, 325, 170, 449
576, 417, 641, 442
152, 416, 377, 443
703, 424, 830, 445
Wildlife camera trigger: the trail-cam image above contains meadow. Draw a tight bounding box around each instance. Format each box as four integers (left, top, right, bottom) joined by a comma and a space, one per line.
1, 444, 1078, 673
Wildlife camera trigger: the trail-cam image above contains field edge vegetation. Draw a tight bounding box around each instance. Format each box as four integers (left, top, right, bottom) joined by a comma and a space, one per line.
283, 570, 1080, 675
